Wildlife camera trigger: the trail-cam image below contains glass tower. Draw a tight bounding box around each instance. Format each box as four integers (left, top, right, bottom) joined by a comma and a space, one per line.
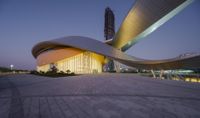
104, 7, 115, 40
104, 7, 115, 72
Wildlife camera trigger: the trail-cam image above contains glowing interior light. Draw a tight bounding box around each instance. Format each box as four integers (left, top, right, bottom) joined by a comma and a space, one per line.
37, 51, 104, 74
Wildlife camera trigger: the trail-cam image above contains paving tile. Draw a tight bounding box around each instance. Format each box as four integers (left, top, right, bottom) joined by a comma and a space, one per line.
39, 97, 53, 118
29, 97, 39, 118
47, 97, 65, 118
0, 74, 200, 118
0, 99, 10, 118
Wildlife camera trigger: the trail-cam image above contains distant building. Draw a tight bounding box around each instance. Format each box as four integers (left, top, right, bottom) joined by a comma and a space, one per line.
178, 52, 200, 59
104, 7, 115, 40
104, 7, 115, 72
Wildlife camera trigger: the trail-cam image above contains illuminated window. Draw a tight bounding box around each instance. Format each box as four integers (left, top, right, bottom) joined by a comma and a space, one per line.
37, 51, 103, 74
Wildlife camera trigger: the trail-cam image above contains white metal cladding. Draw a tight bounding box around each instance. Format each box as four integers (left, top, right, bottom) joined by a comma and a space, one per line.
32, 36, 200, 70
113, 0, 193, 51
32, 0, 199, 70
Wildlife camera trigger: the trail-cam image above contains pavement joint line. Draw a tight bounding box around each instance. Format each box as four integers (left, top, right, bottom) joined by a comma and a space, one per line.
0, 94, 200, 101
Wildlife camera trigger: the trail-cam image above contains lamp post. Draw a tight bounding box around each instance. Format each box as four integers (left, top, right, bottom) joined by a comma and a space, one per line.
10, 64, 14, 71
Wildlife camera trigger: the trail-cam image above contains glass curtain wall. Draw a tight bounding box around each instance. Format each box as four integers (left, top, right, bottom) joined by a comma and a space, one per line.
37, 51, 103, 74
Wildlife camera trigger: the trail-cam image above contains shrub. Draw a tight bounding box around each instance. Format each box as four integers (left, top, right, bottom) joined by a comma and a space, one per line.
70, 72, 75, 75
39, 71, 45, 74
59, 71, 64, 74
30, 70, 39, 74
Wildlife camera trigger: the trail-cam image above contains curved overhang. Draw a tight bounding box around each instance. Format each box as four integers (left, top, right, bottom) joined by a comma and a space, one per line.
32, 36, 137, 61
32, 36, 200, 70
36, 48, 84, 66
113, 0, 193, 51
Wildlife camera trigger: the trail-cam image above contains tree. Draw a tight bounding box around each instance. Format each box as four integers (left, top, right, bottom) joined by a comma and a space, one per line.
50, 65, 58, 73
66, 69, 71, 74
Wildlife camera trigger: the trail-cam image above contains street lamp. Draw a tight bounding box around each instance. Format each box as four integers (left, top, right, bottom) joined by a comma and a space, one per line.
10, 64, 14, 71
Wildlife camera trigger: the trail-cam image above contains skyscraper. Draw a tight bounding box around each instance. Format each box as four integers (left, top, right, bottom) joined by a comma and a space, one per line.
104, 7, 115, 40
104, 7, 115, 72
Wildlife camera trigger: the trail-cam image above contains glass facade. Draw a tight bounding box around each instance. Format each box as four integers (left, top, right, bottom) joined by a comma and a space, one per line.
37, 51, 104, 74
104, 7, 115, 40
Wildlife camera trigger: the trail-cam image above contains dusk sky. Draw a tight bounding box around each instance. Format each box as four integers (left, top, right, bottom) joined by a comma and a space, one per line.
0, 0, 200, 70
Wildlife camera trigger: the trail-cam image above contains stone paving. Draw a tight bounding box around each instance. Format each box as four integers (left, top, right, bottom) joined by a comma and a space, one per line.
0, 73, 200, 118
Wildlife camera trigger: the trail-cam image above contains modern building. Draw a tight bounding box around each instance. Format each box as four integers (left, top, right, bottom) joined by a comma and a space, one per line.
32, 0, 200, 74
104, 7, 115, 72
104, 7, 115, 40
33, 43, 104, 74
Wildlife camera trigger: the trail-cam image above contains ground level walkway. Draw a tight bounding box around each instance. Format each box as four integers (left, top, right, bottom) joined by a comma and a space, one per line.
0, 73, 200, 118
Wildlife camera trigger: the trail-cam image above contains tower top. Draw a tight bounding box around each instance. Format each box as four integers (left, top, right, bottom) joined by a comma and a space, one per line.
105, 7, 111, 10
104, 7, 115, 40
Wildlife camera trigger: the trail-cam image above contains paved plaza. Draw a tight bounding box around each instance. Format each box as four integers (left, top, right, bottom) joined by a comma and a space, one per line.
0, 73, 200, 118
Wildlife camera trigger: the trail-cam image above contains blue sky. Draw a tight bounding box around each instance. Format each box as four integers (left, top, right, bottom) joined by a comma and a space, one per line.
0, 0, 199, 70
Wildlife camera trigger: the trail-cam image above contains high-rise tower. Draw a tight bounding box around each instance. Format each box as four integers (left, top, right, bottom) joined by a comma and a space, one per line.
104, 7, 115, 40
104, 7, 115, 72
